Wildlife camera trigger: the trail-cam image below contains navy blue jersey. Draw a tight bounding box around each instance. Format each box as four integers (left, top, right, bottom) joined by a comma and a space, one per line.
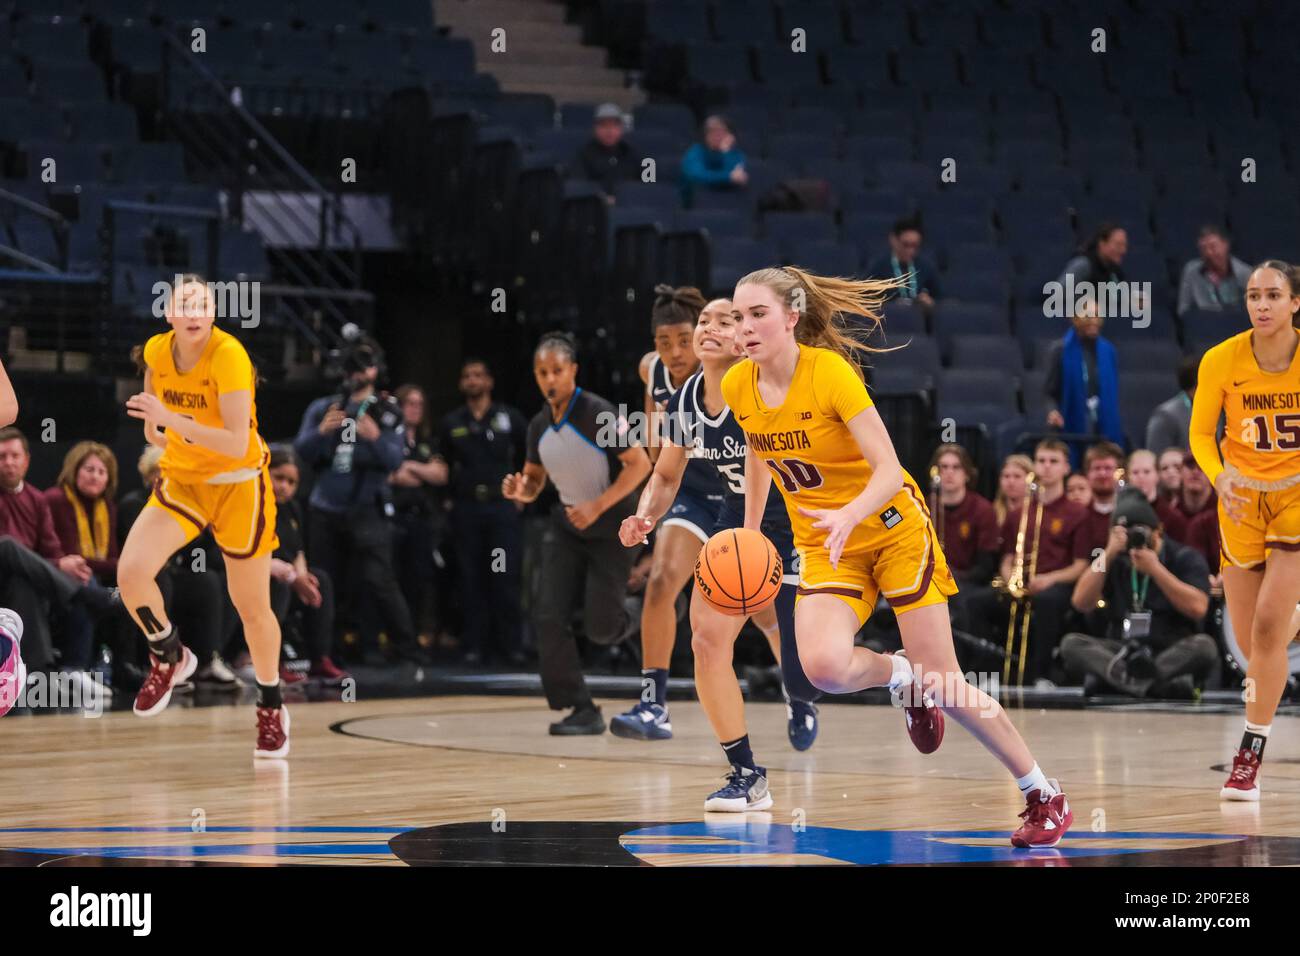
665, 370, 787, 528
646, 354, 678, 409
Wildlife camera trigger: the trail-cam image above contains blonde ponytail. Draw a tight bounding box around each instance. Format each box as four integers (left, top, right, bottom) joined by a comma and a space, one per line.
735, 266, 908, 379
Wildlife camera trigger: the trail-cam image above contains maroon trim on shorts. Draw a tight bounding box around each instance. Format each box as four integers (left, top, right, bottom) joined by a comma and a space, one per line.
887, 485, 939, 608
1266, 540, 1300, 552
151, 478, 206, 533
796, 585, 863, 600
217, 469, 268, 559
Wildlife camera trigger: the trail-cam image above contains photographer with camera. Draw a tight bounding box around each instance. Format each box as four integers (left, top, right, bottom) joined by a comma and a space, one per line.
1062, 488, 1217, 698
292, 329, 422, 664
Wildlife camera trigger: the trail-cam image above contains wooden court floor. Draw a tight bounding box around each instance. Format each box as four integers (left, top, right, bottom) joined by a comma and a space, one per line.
2, 695, 1298, 866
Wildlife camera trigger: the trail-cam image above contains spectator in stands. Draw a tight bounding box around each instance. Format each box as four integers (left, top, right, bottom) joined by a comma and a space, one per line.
1044, 296, 1124, 464
0, 427, 117, 683
42, 442, 122, 686
1145, 355, 1197, 453
930, 444, 999, 647
1066, 472, 1091, 507
576, 103, 640, 199
867, 217, 940, 310
679, 115, 747, 207
1078, 441, 1125, 554
1174, 450, 1217, 522
116, 446, 239, 691
390, 383, 448, 652
992, 439, 1090, 684
1125, 449, 1187, 539
268, 445, 345, 684
1157, 447, 1183, 501
1058, 221, 1127, 288
1177, 225, 1253, 316
437, 358, 529, 666
1064, 489, 1216, 699
294, 347, 425, 665
930, 444, 999, 587
993, 453, 1033, 526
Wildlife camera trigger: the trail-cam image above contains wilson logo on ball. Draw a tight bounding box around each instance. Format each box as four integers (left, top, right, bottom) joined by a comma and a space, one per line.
694, 528, 783, 616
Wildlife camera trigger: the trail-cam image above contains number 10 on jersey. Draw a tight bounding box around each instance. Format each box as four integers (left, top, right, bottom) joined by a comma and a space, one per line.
765, 458, 824, 492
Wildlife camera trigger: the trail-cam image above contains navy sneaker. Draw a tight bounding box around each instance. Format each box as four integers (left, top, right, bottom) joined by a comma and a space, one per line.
704, 764, 773, 812
609, 701, 673, 740
787, 699, 819, 751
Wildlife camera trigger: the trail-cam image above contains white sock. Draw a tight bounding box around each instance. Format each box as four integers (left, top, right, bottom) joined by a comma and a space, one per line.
887, 653, 913, 691
146, 623, 173, 644
1015, 763, 1056, 797
1245, 721, 1271, 737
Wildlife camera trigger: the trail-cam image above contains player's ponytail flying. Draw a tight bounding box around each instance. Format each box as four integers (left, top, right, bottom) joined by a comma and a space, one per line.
735, 266, 907, 380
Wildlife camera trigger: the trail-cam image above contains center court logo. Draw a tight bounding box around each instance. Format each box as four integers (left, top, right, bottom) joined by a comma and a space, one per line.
50, 886, 151, 936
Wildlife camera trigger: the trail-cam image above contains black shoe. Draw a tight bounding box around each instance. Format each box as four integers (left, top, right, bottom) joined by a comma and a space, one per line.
76, 585, 122, 617
549, 705, 605, 736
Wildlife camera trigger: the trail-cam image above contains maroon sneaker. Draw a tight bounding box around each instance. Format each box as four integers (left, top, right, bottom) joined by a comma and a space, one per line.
279, 663, 307, 685
309, 656, 349, 684
255, 705, 290, 759
892, 655, 944, 754
1011, 782, 1073, 848
1221, 748, 1261, 802
133, 645, 197, 717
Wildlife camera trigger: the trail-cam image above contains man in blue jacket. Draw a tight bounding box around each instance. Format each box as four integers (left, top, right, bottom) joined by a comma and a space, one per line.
679, 115, 748, 206
293, 347, 422, 663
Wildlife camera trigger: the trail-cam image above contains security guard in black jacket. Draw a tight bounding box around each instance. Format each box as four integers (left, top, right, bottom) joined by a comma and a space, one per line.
437, 358, 529, 664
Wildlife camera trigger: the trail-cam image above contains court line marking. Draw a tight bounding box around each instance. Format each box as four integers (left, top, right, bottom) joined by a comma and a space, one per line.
329, 709, 1300, 793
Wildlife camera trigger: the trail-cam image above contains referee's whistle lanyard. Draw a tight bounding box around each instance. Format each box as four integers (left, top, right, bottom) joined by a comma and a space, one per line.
890, 256, 917, 297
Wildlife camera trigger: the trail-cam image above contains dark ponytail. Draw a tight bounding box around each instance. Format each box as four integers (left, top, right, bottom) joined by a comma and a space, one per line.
650, 284, 706, 333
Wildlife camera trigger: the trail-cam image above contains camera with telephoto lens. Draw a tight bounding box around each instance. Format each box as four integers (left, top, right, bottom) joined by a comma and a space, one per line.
1125, 524, 1152, 551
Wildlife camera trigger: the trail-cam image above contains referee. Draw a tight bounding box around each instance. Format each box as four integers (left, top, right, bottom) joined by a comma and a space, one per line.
503, 332, 651, 735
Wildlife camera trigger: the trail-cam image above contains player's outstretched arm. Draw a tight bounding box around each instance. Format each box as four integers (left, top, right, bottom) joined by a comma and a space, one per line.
0, 356, 16, 426
622, 441, 688, 545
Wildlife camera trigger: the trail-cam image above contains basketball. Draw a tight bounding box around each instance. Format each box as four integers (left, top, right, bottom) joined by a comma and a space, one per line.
694, 527, 783, 616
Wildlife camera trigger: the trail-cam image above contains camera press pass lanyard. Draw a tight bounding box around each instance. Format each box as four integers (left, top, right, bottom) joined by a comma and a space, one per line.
1129, 567, 1150, 613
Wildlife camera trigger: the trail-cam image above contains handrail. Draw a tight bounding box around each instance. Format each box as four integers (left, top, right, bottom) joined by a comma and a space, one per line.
0, 188, 68, 227
157, 25, 365, 281
0, 245, 61, 275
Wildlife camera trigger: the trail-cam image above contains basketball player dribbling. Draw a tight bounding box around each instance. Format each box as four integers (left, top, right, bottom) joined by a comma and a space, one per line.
619, 297, 825, 810
723, 266, 1073, 847
118, 275, 287, 757
0, 354, 24, 719
1190, 260, 1300, 800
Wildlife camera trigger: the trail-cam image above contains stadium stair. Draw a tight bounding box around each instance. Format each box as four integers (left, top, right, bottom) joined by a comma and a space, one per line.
436, 0, 644, 110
